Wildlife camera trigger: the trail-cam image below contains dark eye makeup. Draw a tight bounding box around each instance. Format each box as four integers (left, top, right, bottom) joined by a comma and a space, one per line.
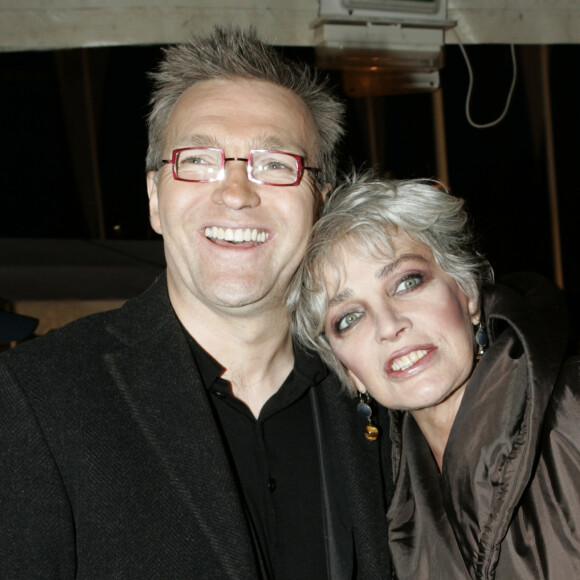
329, 271, 427, 336
394, 272, 425, 294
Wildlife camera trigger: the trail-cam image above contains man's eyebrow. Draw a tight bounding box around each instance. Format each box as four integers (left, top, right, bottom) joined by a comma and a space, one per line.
377, 254, 428, 279
175, 134, 221, 148
258, 137, 306, 156
173, 134, 306, 156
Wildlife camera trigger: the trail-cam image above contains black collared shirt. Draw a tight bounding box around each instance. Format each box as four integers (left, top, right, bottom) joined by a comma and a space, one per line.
186, 333, 329, 580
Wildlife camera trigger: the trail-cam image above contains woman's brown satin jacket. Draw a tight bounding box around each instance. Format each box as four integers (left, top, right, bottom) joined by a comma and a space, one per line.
387, 272, 580, 579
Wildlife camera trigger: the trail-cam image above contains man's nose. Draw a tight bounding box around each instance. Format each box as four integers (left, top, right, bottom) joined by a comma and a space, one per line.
211, 159, 260, 210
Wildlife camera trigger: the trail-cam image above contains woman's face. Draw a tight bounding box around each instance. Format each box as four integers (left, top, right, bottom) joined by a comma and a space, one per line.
324, 235, 479, 412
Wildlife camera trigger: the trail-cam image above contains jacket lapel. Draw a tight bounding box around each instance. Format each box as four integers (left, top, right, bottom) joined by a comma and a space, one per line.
316, 376, 391, 579
102, 276, 257, 577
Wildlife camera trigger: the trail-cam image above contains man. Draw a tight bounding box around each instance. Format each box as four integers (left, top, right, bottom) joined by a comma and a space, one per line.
0, 27, 391, 578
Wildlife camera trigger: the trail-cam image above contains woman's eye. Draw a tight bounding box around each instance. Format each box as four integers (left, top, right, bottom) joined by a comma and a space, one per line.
335, 311, 363, 333
395, 274, 423, 294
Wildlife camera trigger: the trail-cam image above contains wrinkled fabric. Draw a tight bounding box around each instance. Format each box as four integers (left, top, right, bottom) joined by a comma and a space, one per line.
388, 273, 580, 579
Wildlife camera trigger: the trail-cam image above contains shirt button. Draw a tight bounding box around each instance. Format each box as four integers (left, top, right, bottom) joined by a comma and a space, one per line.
268, 478, 277, 491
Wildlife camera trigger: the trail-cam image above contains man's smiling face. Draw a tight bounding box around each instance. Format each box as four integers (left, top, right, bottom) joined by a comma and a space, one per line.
147, 78, 323, 317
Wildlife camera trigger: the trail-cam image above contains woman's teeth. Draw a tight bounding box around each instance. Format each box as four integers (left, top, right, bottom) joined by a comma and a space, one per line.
391, 349, 428, 371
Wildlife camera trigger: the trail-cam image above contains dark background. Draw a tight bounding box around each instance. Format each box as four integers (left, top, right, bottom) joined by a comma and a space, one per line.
1, 43, 578, 346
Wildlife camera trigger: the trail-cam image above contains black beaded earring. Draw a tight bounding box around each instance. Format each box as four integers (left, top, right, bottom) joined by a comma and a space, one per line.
357, 393, 379, 441
475, 321, 488, 360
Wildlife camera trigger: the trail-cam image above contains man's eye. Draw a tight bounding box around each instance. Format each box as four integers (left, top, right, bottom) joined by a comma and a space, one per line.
263, 160, 292, 172
181, 155, 209, 165
335, 311, 363, 333
395, 274, 423, 294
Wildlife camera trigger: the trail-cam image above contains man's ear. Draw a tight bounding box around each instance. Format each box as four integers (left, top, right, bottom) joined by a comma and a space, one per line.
146, 171, 162, 235
313, 182, 332, 216
348, 370, 367, 394
313, 183, 332, 218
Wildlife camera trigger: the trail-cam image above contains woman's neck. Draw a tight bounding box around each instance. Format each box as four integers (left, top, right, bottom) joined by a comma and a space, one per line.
410, 384, 467, 472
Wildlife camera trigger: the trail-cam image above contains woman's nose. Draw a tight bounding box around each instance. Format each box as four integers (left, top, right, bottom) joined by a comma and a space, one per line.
374, 306, 411, 343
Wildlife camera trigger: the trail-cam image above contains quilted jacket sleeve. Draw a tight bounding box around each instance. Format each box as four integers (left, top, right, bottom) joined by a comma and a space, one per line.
493, 356, 580, 579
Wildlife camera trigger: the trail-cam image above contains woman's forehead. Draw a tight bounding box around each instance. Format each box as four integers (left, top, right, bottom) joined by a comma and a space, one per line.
324, 230, 424, 269
319, 233, 434, 295
320, 239, 391, 295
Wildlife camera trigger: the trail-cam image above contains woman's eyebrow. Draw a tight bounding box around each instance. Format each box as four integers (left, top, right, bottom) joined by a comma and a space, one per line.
376, 254, 428, 279
328, 254, 429, 307
328, 288, 354, 308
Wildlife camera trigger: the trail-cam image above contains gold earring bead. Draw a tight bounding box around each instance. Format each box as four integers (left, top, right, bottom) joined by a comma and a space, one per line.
364, 424, 379, 441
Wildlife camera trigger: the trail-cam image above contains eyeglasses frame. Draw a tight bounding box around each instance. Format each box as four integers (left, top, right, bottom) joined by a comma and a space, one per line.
160, 147, 318, 187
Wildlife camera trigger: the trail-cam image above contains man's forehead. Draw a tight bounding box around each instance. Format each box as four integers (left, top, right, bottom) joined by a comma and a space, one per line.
165, 78, 316, 157
171, 133, 307, 157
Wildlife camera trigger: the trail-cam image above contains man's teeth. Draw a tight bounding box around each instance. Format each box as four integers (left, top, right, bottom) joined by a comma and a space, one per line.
391, 349, 428, 371
204, 227, 269, 243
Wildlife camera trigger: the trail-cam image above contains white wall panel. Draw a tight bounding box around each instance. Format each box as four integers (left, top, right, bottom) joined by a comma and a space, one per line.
0, 0, 578, 51
447, 0, 580, 44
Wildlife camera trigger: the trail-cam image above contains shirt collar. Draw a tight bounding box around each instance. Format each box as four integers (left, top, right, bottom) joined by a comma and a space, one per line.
183, 326, 328, 393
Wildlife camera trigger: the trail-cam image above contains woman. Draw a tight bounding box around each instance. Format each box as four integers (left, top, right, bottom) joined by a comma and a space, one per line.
289, 175, 580, 579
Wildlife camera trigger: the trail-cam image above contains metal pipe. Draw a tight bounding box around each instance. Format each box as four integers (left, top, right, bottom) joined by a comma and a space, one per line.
540, 45, 564, 290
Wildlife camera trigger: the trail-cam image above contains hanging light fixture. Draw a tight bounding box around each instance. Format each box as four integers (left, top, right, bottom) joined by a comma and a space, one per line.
312, 0, 455, 96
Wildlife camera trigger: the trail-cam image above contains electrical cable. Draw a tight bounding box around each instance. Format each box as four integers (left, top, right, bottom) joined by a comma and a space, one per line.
453, 30, 517, 129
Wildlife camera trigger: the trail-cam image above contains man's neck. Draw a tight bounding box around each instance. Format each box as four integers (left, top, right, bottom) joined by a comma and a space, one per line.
221, 331, 295, 418
171, 289, 295, 418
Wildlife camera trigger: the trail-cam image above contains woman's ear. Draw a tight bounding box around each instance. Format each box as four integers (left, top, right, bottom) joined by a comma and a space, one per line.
468, 296, 481, 326
348, 370, 367, 394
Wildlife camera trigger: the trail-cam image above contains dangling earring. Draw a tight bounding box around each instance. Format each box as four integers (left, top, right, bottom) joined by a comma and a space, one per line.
475, 321, 488, 360
357, 393, 380, 441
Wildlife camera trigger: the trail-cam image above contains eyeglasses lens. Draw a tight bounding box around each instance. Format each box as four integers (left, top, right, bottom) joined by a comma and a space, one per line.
250, 151, 300, 185
176, 148, 223, 182
174, 148, 300, 185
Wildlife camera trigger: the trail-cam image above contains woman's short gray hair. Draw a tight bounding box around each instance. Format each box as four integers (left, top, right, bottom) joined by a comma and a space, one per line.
288, 173, 494, 391
146, 26, 344, 187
